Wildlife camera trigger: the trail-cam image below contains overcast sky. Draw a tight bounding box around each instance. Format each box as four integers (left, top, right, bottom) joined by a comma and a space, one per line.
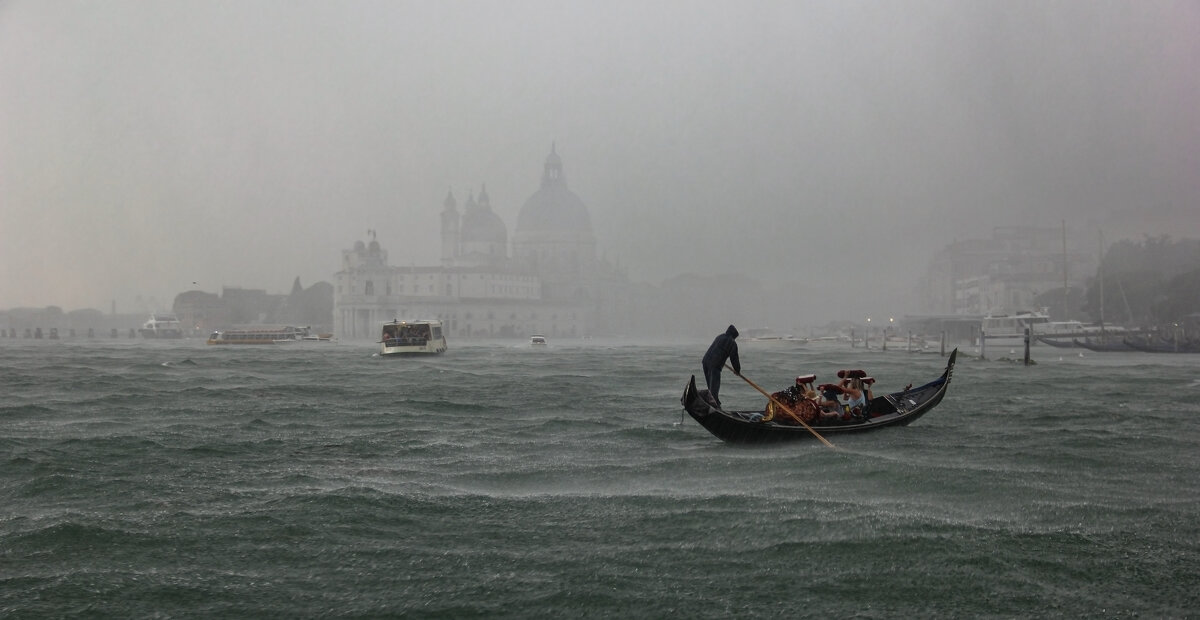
2, 0, 1197, 321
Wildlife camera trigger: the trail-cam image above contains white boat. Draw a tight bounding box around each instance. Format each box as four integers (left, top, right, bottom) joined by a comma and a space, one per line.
380, 320, 447, 356
981, 310, 1051, 347
881, 333, 931, 351
530, 334, 547, 346
139, 313, 184, 339
207, 325, 312, 345
741, 327, 808, 346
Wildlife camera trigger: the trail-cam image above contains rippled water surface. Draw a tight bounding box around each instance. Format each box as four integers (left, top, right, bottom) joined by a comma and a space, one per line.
2, 338, 1198, 617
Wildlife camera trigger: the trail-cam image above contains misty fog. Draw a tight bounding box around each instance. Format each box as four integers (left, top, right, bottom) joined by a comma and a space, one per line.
2, 1, 1197, 325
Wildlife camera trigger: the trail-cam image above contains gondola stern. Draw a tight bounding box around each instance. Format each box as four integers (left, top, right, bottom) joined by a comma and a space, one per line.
681, 375, 698, 409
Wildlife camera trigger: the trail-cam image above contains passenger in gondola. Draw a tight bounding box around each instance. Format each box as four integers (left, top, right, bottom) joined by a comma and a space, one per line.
817, 383, 844, 419
793, 374, 816, 398
764, 374, 817, 424
842, 377, 870, 419
768, 374, 806, 422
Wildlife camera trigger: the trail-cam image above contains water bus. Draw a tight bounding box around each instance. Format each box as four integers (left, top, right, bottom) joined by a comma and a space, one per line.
139, 313, 185, 339
530, 334, 547, 346
207, 325, 313, 345
380, 320, 447, 356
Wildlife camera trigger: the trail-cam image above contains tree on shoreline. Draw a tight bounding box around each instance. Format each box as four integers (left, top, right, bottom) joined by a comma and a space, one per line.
1083, 236, 1200, 326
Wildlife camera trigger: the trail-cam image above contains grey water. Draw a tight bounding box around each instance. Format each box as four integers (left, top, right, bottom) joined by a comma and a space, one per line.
2, 338, 1198, 617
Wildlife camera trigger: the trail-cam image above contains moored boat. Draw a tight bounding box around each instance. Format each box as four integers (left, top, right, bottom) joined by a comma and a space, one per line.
1035, 335, 1079, 348
1072, 337, 1133, 352
1033, 321, 1128, 347
207, 325, 312, 345
380, 319, 447, 356
981, 310, 1050, 347
680, 350, 956, 444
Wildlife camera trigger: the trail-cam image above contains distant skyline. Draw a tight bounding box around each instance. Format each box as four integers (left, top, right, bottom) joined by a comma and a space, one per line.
3, 1, 1197, 323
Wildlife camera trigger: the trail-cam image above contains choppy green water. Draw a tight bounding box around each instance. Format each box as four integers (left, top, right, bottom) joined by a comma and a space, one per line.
2, 338, 1198, 617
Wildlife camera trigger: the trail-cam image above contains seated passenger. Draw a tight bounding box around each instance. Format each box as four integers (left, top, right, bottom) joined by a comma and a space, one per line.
842, 377, 869, 419
817, 384, 844, 419
764, 375, 820, 425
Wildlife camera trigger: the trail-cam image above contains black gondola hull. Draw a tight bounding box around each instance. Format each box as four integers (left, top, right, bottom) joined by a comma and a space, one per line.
1073, 338, 1133, 352
679, 349, 956, 444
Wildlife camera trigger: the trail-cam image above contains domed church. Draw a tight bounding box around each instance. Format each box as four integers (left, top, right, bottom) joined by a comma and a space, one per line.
335, 146, 631, 339
442, 185, 508, 268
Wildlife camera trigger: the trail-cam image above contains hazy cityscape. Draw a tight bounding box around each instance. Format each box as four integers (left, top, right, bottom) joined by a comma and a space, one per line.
4, 3, 1200, 617
2, 142, 1197, 341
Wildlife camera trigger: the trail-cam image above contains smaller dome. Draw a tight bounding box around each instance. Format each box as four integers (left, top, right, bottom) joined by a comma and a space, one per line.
461, 207, 508, 244
354, 240, 366, 251
460, 186, 507, 245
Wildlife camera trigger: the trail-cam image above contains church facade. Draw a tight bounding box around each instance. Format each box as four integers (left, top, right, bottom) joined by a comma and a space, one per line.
334, 146, 632, 340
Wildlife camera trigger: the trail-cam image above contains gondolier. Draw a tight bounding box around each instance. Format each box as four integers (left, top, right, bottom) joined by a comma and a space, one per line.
702, 325, 741, 406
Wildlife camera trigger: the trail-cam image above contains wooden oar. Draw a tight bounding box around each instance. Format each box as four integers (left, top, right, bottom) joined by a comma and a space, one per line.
726, 363, 835, 449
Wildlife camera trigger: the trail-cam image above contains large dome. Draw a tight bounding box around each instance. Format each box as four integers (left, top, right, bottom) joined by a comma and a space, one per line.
515, 146, 593, 235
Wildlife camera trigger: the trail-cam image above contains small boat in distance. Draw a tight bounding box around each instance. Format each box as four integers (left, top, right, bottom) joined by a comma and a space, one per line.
530, 334, 547, 346
380, 319, 447, 356
139, 313, 184, 339
207, 325, 312, 345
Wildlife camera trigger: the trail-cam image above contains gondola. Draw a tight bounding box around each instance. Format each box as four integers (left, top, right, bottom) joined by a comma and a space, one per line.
1035, 335, 1079, 348
1072, 337, 1133, 352
679, 349, 957, 445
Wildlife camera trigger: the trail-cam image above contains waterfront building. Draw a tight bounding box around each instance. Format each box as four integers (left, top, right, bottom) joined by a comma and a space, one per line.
919, 226, 1097, 317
